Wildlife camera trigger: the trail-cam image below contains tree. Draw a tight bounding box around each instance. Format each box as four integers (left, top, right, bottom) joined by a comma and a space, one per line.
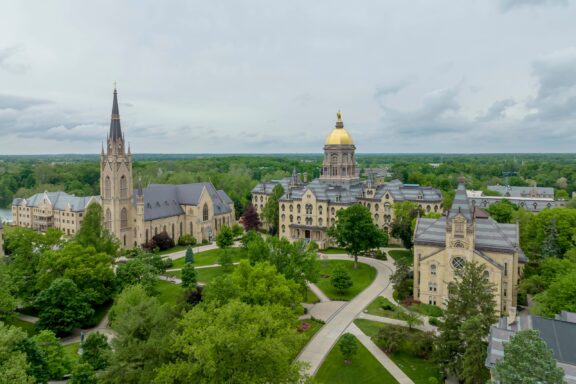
32, 330, 72, 380
115, 254, 161, 295
0, 266, 17, 321
70, 362, 98, 384
231, 223, 244, 238
34, 278, 94, 335
377, 325, 406, 353
540, 219, 561, 259
103, 285, 175, 384
339, 333, 358, 364
242, 203, 261, 231
154, 301, 305, 383
485, 199, 518, 224
534, 269, 576, 316
435, 262, 496, 380
217, 225, 235, 273
181, 264, 197, 289
390, 201, 421, 248
262, 184, 284, 235
80, 332, 111, 370
494, 329, 564, 384
390, 258, 412, 301
460, 316, 490, 384
75, 202, 119, 256
404, 310, 423, 330
36, 243, 115, 305
331, 266, 353, 293
184, 246, 194, 264
147, 231, 175, 251
0, 322, 36, 384
327, 204, 388, 269
523, 208, 576, 260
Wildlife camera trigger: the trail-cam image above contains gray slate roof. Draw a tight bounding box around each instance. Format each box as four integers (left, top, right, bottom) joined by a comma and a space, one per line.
137, 183, 233, 221
253, 177, 442, 205
12, 192, 100, 212
488, 185, 554, 198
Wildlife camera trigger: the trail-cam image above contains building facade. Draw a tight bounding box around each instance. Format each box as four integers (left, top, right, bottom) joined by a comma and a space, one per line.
11, 88, 236, 248
413, 178, 527, 317
467, 184, 565, 212
251, 113, 443, 248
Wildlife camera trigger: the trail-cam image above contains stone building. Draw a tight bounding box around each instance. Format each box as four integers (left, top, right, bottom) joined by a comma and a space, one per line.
467, 184, 565, 212
413, 178, 527, 316
12, 88, 235, 247
251, 112, 443, 248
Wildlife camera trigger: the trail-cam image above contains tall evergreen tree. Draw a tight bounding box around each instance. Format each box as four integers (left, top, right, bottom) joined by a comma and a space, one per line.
435, 262, 496, 381
540, 219, 561, 258
184, 246, 194, 264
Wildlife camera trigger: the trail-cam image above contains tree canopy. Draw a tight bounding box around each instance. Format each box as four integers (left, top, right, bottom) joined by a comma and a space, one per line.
262, 184, 284, 235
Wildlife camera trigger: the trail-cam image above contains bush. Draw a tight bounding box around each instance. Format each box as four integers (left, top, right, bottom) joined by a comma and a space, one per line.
231, 224, 244, 238
177, 235, 197, 246
428, 317, 443, 327
146, 231, 175, 251
375, 249, 387, 260
408, 331, 435, 359
380, 298, 396, 311
376, 324, 407, 353
201, 239, 209, 245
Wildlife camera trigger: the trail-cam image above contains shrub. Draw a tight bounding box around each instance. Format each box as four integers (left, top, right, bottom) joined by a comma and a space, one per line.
177, 235, 197, 246
428, 317, 443, 327
331, 266, 353, 293
380, 298, 396, 311
201, 239, 209, 245
231, 224, 244, 238
375, 249, 387, 260
376, 325, 407, 353
408, 331, 435, 359
297, 322, 311, 332
146, 231, 175, 251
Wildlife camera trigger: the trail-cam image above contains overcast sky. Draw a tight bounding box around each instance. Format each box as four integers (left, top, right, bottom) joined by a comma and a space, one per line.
1, 0, 576, 154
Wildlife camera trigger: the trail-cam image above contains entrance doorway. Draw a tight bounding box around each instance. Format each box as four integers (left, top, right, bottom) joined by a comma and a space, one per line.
305, 230, 311, 239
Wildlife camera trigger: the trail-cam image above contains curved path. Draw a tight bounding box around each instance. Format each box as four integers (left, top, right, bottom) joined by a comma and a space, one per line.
297, 254, 396, 376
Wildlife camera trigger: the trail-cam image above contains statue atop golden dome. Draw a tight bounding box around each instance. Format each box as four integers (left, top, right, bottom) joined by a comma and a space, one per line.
325, 111, 353, 145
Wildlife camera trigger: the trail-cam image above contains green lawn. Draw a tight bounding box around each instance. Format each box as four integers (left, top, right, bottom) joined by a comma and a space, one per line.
63, 342, 80, 364
354, 319, 442, 384
5, 317, 38, 336
156, 280, 185, 306
156, 245, 188, 256
388, 250, 413, 264
172, 247, 247, 268
321, 247, 348, 254
315, 335, 399, 384
316, 260, 377, 301
166, 265, 235, 284
364, 297, 409, 320
407, 303, 444, 318
304, 288, 320, 304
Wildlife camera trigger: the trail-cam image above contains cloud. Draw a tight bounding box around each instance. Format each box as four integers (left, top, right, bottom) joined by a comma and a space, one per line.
0, 94, 50, 110
476, 99, 516, 122
0, 45, 29, 74
500, 0, 570, 11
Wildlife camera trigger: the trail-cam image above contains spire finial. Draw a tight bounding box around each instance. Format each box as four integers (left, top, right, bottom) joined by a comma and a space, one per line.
113, 81, 117, 91
335, 110, 344, 128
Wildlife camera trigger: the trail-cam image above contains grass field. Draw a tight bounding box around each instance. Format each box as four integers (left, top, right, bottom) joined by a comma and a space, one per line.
304, 287, 320, 304
321, 247, 348, 254
63, 342, 80, 364
388, 250, 413, 264
156, 279, 185, 306
315, 334, 399, 384
364, 297, 409, 320
354, 319, 442, 384
156, 245, 188, 256
172, 247, 247, 268
316, 260, 377, 301
5, 317, 38, 336
166, 265, 235, 284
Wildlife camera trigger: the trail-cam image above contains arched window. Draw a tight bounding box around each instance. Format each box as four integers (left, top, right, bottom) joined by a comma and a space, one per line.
104, 177, 111, 199
297, 204, 301, 213
146, 229, 149, 244
375, 213, 379, 221
172, 223, 175, 239
120, 208, 128, 229
483, 270, 490, 280
203, 203, 209, 221
289, 205, 293, 212
319, 206, 323, 215
155, 227, 158, 235
331, 207, 335, 215
120, 175, 127, 198
289, 215, 293, 223
281, 204, 285, 212
180, 222, 183, 237
105, 208, 112, 230
281, 224, 285, 233
430, 264, 437, 275
318, 218, 323, 226
375, 204, 379, 211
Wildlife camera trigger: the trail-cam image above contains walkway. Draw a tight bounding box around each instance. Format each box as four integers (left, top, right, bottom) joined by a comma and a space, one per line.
357, 312, 438, 333
297, 254, 396, 376
307, 282, 330, 303
166, 261, 240, 272
347, 323, 414, 384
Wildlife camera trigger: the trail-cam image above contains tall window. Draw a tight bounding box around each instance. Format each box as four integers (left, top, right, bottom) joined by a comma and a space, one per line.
120, 175, 128, 198
430, 264, 437, 275
203, 203, 209, 221
105, 208, 112, 230
455, 220, 465, 237
104, 177, 111, 199
120, 208, 128, 229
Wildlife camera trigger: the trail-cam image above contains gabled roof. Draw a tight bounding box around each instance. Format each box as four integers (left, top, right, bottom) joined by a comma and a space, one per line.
12, 191, 100, 212
136, 182, 233, 221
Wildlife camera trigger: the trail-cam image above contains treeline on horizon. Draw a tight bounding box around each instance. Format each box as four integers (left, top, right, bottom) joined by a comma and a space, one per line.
1, 153, 576, 213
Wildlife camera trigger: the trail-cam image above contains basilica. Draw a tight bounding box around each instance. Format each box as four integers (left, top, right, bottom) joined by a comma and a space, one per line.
11, 88, 236, 248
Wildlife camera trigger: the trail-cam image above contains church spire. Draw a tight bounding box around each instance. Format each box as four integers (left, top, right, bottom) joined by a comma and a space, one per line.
110, 85, 122, 140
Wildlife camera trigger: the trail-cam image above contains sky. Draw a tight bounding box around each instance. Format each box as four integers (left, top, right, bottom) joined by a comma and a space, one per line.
1, 0, 576, 154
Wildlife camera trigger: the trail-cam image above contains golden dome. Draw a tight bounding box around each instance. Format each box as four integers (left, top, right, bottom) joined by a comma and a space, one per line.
325, 111, 354, 145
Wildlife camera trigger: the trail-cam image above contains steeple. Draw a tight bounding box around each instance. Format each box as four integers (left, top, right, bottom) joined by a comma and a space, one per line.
110, 86, 122, 141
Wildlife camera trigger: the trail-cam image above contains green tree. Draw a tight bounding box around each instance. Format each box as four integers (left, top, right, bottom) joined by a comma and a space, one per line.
154, 301, 304, 383
534, 269, 576, 316
540, 219, 562, 258
404, 310, 423, 330
34, 278, 94, 335
391, 201, 421, 248
103, 285, 175, 384
36, 243, 115, 305
75, 202, 119, 256
331, 266, 353, 293
0, 322, 36, 384
339, 333, 358, 363
32, 330, 72, 380
115, 255, 160, 295
494, 329, 564, 384
460, 316, 490, 384
390, 258, 413, 301
70, 362, 98, 384
485, 199, 518, 223
377, 325, 406, 353
262, 184, 284, 235
217, 225, 235, 272
328, 204, 388, 269
523, 208, 576, 260
435, 262, 496, 380
181, 264, 197, 289
184, 246, 194, 264
0, 266, 17, 321
231, 223, 244, 238
80, 332, 111, 371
